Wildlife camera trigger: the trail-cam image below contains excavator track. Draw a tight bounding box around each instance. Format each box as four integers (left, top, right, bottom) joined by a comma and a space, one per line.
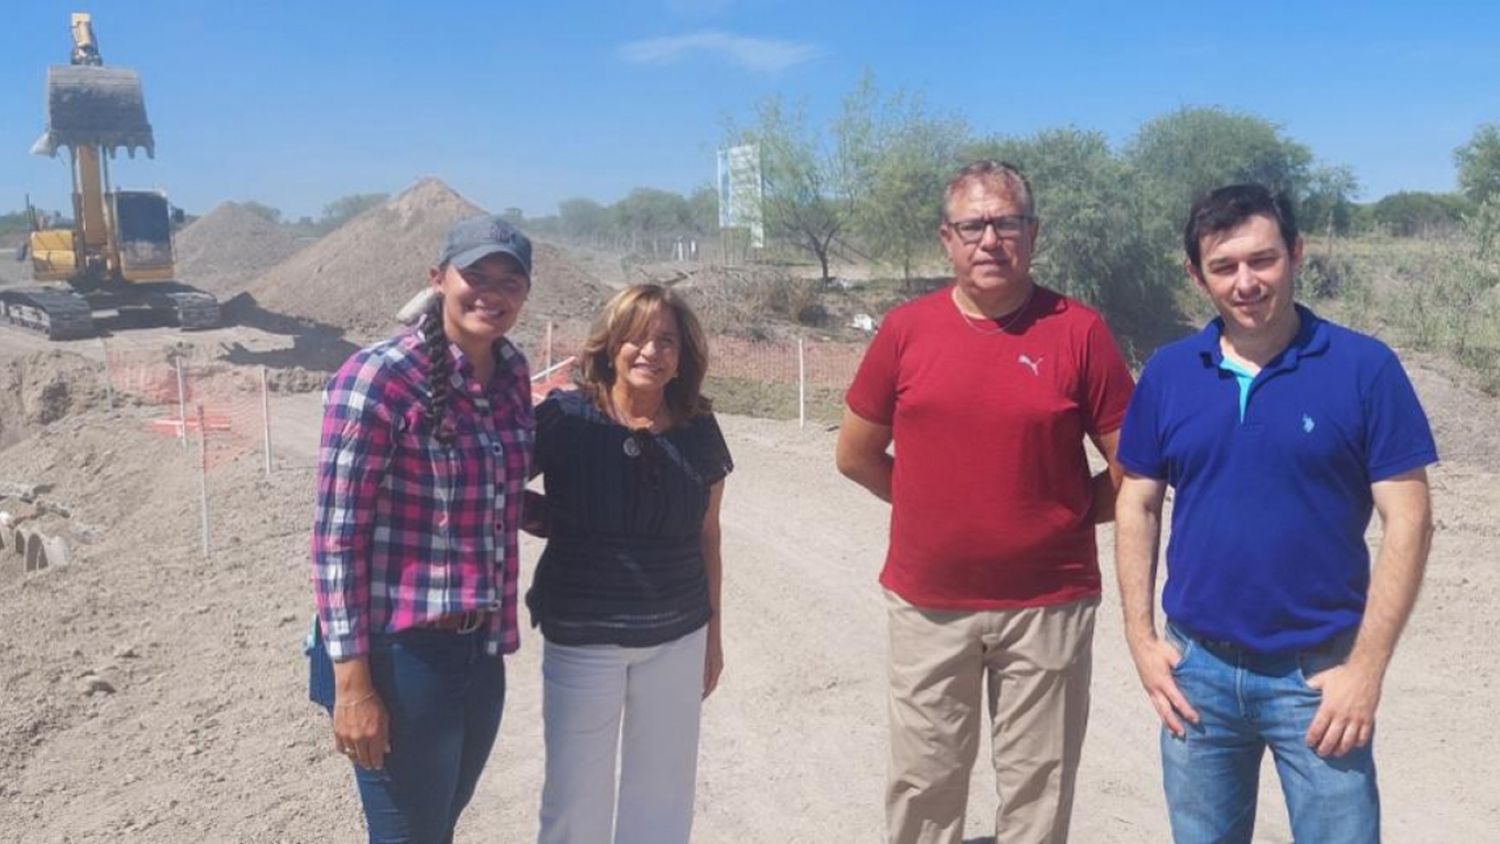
0, 287, 95, 340
158, 290, 220, 330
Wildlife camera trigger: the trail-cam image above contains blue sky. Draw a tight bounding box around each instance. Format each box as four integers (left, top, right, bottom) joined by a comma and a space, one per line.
2, 0, 1497, 219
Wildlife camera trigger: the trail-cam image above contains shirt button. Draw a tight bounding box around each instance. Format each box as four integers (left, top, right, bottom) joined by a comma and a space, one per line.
492, 444, 503, 455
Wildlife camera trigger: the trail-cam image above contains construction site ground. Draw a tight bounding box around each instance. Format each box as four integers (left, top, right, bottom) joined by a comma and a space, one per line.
1, 182, 1497, 842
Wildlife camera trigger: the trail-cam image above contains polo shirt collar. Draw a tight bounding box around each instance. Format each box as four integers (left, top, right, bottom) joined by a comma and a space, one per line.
1195, 304, 1330, 374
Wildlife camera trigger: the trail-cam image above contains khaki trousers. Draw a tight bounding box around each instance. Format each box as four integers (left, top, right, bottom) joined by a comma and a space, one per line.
884, 589, 1098, 844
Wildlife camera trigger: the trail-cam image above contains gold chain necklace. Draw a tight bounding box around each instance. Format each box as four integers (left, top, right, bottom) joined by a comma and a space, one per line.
951, 285, 1035, 335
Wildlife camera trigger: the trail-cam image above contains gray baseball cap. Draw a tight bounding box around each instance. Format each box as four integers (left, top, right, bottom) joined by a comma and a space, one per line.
438, 214, 532, 277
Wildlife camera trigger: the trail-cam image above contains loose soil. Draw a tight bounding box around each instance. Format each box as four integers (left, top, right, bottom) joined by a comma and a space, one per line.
0, 216, 1495, 843
175, 203, 304, 298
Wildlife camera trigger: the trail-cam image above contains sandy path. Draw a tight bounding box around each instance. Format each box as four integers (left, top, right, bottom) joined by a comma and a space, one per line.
464, 410, 1499, 842
1, 389, 1496, 842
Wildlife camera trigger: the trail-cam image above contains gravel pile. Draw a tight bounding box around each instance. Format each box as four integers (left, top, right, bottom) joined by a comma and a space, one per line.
244, 178, 610, 349
174, 203, 303, 297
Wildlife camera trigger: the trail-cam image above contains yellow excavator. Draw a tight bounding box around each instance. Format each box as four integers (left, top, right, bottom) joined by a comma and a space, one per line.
3, 13, 218, 340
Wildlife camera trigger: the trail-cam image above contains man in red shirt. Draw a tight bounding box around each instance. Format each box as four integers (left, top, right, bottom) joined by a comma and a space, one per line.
837, 161, 1134, 843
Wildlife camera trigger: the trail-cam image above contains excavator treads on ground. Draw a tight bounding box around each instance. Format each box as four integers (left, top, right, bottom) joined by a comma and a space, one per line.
0, 287, 95, 340
31, 65, 154, 158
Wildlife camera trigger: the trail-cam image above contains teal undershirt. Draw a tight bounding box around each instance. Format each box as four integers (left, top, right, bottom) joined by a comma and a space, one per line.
1218, 356, 1254, 422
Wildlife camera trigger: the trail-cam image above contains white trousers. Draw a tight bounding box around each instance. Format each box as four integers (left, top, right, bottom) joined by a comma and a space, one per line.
538, 626, 706, 844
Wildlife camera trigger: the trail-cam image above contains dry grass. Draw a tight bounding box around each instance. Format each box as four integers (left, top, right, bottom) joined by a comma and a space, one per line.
1308, 224, 1500, 393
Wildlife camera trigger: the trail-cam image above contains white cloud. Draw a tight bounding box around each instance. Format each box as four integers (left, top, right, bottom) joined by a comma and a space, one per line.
619, 31, 821, 73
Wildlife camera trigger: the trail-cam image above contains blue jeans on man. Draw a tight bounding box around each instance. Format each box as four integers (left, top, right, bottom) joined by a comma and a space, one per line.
310, 625, 506, 844
1161, 622, 1378, 844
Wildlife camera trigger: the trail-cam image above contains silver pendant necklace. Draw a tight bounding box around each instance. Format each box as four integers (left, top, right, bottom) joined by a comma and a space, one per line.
607, 391, 665, 459
951, 285, 1036, 335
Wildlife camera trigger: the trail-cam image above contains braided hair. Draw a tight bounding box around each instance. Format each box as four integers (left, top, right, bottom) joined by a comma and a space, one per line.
419, 291, 455, 445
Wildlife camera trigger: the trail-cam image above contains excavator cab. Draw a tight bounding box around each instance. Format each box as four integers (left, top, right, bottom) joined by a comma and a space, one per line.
114, 190, 174, 280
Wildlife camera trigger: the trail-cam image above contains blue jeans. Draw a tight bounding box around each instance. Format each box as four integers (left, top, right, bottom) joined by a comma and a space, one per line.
308, 625, 506, 844
1161, 622, 1378, 844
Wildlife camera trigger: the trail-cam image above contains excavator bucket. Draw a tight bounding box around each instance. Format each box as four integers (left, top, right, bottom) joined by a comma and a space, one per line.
30, 64, 154, 158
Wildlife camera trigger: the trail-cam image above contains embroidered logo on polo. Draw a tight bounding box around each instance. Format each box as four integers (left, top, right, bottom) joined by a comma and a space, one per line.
1018, 354, 1043, 376
1302, 414, 1316, 433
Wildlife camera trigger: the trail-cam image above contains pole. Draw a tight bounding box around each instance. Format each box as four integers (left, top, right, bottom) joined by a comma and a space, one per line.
797, 337, 806, 430
99, 337, 114, 410
174, 356, 188, 448
260, 366, 272, 476
196, 403, 210, 558
544, 321, 554, 374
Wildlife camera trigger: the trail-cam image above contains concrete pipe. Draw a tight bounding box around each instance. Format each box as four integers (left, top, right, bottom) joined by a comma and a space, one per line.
25, 531, 48, 572
41, 535, 69, 567
20, 529, 38, 572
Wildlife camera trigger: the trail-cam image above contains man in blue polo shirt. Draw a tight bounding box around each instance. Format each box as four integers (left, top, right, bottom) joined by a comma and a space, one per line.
1114, 184, 1436, 843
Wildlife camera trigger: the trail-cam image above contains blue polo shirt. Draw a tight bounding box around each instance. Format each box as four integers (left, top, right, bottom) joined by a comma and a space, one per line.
1118, 306, 1437, 653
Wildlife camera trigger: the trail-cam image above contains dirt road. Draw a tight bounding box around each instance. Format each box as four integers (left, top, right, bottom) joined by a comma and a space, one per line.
1, 336, 1496, 841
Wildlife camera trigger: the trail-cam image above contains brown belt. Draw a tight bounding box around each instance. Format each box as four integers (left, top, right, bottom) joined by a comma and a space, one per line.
422, 610, 489, 634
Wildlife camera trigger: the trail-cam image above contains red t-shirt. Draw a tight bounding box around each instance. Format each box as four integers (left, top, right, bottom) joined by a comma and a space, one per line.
846, 285, 1134, 610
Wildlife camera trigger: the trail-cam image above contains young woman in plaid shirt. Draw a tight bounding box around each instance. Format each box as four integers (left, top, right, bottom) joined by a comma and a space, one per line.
308, 215, 534, 842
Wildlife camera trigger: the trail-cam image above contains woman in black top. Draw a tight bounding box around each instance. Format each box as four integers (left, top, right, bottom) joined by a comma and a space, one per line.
528, 284, 731, 844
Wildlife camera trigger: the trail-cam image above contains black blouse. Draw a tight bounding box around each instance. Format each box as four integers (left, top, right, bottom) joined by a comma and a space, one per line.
526, 389, 734, 647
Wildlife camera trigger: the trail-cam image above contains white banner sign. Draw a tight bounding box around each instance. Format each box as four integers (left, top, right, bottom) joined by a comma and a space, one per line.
717, 144, 764, 248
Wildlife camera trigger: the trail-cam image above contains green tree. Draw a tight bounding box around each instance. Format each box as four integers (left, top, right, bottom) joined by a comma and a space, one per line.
687, 185, 719, 235
1369, 191, 1474, 237
558, 197, 611, 242
731, 97, 849, 282
1455, 123, 1500, 205
0, 209, 33, 239
838, 74, 969, 281
1301, 165, 1361, 239
613, 188, 692, 255
319, 192, 388, 230
1127, 107, 1313, 243
968, 129, 1181, 349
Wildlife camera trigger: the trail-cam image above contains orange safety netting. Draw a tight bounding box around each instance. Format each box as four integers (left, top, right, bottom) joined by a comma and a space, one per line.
535, 334, 868, 390
105, 348, 269, 471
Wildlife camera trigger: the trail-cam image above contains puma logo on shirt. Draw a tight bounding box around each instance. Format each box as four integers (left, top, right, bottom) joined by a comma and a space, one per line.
1019, 354, 1043, 376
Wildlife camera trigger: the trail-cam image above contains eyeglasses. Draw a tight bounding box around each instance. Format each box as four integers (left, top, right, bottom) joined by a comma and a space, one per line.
458, 270, 529, 296
946, 215, 1034, 244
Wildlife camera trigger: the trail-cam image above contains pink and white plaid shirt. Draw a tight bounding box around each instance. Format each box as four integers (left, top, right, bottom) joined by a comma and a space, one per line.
312, 330, 532, 660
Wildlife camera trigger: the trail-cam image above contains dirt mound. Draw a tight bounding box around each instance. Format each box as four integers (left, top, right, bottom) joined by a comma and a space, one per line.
175, 204, 303, 297
244, 178, 487, 342
0, 414, 342, 838
243, 179, 609, 349
0, 351, 111, 449
523, 241, 610, 341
